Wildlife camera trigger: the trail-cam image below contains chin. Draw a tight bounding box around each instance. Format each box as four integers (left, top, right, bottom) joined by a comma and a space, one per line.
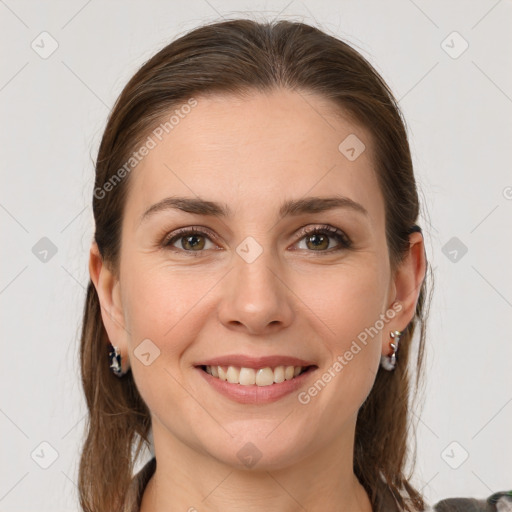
200, 426, 310, 472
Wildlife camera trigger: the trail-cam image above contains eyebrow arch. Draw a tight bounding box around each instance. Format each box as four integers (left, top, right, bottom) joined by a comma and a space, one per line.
139, 194, 369, 226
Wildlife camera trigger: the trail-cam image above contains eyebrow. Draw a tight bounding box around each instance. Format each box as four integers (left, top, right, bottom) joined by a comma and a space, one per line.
139, 194, 369, 226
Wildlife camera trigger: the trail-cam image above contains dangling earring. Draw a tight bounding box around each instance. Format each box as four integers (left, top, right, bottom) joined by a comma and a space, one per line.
108, 342, 127, 377
380, 330, 402, 371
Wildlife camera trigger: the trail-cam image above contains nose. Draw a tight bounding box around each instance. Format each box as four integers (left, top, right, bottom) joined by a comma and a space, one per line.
216, 243, 295, 336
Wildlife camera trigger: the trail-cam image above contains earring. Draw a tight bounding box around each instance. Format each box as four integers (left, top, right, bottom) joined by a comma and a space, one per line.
380, 330, 402, 371
108, 342, 127, 377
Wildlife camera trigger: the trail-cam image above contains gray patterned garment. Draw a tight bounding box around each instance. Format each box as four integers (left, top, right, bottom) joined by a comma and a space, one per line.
124, 457, 512, 512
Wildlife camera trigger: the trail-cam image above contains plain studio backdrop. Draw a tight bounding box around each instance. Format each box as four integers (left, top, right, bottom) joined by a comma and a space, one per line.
1, 1, 511, 510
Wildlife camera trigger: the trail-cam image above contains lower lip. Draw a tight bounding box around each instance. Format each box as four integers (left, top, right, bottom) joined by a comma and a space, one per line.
196, 366, 317, 405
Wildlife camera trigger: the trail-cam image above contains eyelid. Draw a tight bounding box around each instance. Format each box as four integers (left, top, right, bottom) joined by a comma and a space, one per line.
161, 225, 220, 249
293, 224, 352, 249
161, 224, 352, 253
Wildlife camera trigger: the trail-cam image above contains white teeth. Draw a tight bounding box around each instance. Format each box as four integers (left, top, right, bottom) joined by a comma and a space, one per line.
226, 366, 239, 384
218, 366, 227, 381
273, 366, 285, 383
255, 367, 274, 386
204, 364, 307, 386
239, 367, 256, 385
284, 365, 295, 380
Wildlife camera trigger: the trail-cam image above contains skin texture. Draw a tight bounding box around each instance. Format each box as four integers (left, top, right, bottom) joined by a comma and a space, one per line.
89, 88, 426, 511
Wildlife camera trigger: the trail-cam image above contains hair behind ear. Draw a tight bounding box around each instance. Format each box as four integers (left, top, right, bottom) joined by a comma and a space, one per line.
78, 281, 151, 511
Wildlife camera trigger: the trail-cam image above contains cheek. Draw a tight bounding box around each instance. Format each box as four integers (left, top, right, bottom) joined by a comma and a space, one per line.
121, 262, 220, 355
120, 265, 215, 416
299, 261, 386, 386
297, 260, 387, 346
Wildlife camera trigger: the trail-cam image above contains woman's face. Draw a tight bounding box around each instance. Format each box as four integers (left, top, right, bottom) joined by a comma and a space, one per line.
95, 88, 418, 470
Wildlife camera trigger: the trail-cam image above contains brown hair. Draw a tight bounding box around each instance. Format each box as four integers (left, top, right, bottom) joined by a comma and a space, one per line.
79, 17, 433, 511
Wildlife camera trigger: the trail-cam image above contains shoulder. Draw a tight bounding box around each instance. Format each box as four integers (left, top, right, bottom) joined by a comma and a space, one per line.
429, 490, 512, 512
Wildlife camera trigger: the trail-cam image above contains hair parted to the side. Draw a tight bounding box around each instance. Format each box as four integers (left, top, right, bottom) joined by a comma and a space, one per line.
79, 17, 434, 512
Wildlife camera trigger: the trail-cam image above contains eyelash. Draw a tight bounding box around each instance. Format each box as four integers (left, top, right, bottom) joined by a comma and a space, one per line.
161, 224, 352, 256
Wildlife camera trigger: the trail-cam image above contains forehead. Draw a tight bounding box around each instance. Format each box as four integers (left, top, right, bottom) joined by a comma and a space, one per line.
124, 88, 384, 228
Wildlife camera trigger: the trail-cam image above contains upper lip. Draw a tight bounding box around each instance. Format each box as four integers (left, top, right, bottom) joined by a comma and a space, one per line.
195, 355, 317, 369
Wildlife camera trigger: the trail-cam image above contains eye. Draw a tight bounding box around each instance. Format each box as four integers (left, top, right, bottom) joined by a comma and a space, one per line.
161, 224, 352, 255
293, 225, 352, 252
162, 227, 217, 253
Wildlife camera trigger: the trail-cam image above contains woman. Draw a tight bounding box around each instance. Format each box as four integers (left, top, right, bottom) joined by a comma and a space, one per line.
79, 18, 511, 512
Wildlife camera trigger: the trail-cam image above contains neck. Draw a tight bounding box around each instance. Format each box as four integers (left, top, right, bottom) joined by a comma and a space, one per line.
140, 420, 373, 512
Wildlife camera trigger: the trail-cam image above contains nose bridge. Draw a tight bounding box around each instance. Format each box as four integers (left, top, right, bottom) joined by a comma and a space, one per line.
236, 241, 277, 301
217, 235, 294, 332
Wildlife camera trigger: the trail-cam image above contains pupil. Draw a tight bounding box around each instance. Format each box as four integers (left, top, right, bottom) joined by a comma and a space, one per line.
309, 234, 326, 249
185, 235, 202, 249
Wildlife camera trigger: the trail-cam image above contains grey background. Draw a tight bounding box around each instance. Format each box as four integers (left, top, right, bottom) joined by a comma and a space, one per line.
1, 0, 511, 510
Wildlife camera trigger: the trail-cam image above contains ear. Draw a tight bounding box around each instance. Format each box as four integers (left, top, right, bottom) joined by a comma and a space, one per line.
88, 241, 130, 373
384, 231, 427, 355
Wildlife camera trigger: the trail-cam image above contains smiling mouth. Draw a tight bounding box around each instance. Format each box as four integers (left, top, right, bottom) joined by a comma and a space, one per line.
198, 364, 316, 386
